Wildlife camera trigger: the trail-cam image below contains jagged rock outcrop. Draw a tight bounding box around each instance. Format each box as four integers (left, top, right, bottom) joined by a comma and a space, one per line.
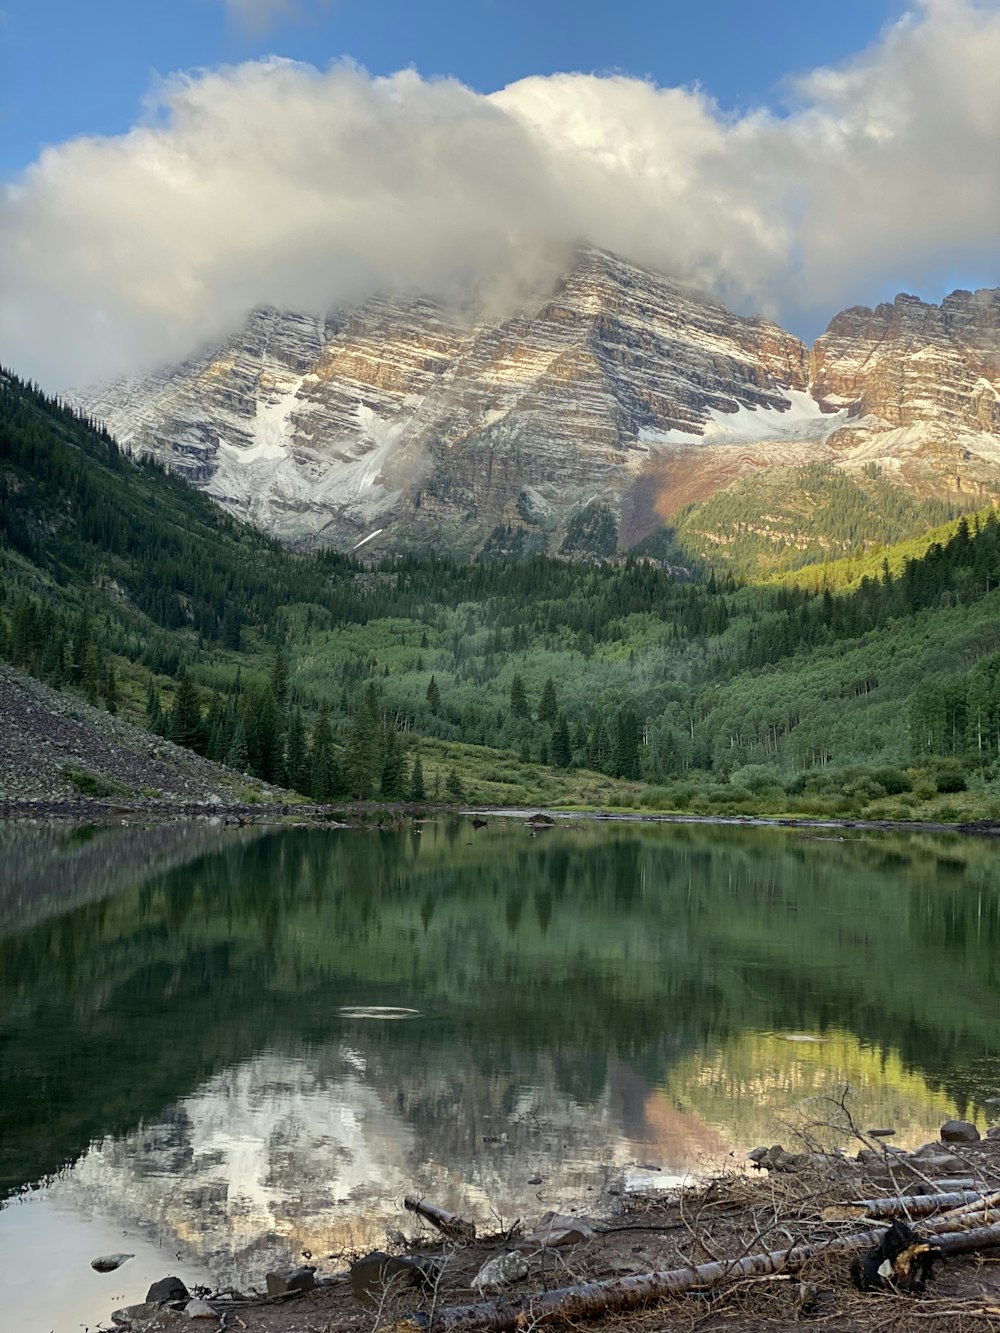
812, 290, 1000, 429
811, 289, 1000, 502
78, 251, 1000, 553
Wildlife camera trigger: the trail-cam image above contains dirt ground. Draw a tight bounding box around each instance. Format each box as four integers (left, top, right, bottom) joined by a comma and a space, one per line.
106, 1137, 1000, 1333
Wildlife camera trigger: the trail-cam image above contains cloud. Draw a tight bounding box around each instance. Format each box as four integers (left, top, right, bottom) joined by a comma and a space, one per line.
2, 0, 999, 389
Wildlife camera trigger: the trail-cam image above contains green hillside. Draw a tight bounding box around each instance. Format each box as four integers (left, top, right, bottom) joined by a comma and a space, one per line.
639, 462, 967, 578
3, 367, 1000, 822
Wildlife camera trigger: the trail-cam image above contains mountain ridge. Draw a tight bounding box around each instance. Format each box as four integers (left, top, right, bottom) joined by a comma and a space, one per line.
77, 248, 1000, 556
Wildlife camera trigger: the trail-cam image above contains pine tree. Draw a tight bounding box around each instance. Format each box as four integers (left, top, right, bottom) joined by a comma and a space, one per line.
445, 767, 464, 801
285, 706, 309, 793
380, 722, 405, 799
426, 674, 441, 715
551, 712, 571, 768
146, 679, 163, 734
309, 706, 338, 799
69, 605, 92, 686
104, 664, 118, 716
225, 718, 249, 773
614, 707, 641, 779
510, 673, 529, 719
538, 677, 558, 724
82, 641, 100, 707
243, 684, 282, 781
409, 752, 426, 801
169, 672, 204, 752
344, 697, 380, 799
270, 650, 289, 712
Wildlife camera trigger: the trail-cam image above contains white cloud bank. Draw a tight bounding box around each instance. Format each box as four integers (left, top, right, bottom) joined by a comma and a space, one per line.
2, 0, 999, 389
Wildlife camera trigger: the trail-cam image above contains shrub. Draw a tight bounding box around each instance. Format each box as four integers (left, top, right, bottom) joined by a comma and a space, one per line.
61, 765, 117, 798
871, 767, 913, 795
730, 763, 784, 795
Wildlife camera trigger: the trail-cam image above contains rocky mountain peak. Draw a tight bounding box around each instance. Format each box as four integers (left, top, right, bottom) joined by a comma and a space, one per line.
76, 257, 1000, 555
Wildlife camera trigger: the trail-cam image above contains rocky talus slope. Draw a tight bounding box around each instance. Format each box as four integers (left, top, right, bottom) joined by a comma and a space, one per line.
0, 665, 283, 808
79, 249, 1000, 553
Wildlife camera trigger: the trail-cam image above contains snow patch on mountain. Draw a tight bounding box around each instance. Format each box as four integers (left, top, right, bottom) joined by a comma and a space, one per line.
639, 390, 847, 448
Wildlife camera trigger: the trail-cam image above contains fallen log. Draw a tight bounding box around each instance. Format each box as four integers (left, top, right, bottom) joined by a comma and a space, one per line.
399, 1220, 1000, 1332
830, 1189, 984, 1220
403, 1196, 476, 1244
934, 1189, 1000, 1221
929, 1222, 1000, 1255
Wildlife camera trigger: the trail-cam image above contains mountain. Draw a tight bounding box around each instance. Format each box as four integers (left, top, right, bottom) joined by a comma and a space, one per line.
6, 367, 1000, 827
77, 248, 1000, 558
812, 289, 1000, 501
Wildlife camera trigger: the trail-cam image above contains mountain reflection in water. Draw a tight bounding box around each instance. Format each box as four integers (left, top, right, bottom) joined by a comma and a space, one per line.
1, 818, 999, 1317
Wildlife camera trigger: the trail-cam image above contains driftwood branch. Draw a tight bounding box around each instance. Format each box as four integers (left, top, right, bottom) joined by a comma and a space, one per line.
409, 1221, 1000, 1332
839, 1189, 985, 1220
404, 1196, 477, 1244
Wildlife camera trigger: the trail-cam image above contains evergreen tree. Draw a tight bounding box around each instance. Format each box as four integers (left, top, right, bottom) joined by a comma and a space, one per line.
82, 641, 100, 706
380, 722, 405, 799
225, 718, 249, 772
146, 679, 163, 734
510, 673, 529, 719
409, 752, 426, 801
344, 697, 380, 798
426, 674, 441, 715
169, 672, 204, 752
269, 650, 289, 712
538, 677, 558, 724
104, 663, 118, 716
613, 707, 641, 779
445, 767, 465, 801
243, 684, 282, 781
586, 717, 609, 771
221, 608, 242, 650
69, 605, 92, 686
309, 706, 338, 799
285, 706, 309, 793
551, 712, 572, 768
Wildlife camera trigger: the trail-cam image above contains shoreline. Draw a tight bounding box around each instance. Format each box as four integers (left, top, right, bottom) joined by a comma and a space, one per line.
104, 1129, 1000, 1333
1, 795, 998, 839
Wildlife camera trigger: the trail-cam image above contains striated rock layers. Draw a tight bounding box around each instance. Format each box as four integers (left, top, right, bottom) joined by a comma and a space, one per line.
79, 248, 1000, 554
811, 288, 1000, 504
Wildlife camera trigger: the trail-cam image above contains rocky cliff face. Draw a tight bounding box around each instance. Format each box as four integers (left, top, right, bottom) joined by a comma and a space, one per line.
79, 251, 1000, 553
810, 288, 1000, 502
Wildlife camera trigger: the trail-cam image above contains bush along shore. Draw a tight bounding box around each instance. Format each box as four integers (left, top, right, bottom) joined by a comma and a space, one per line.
102, 1118, 1000, 1333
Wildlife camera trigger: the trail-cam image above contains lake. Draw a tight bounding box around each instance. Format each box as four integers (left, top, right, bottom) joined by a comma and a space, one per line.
1, 816, 998, 1331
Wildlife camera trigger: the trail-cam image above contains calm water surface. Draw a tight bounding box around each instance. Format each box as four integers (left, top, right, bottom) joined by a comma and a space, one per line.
1, 818, 999, 1331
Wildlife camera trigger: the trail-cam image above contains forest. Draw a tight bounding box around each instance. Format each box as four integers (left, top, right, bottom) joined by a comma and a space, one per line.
3, 365, 1000, 821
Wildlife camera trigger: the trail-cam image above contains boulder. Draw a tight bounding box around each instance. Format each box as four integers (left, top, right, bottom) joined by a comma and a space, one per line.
530, 1212, 596, 1247
183, 1299, 217, 1320
92, 1252, 135, 1272
940, 1119, 981, 1144
146, 1277, 190, 1305
748, 1144, 806, 1172
264, 1267, 317, 1297
909, 1143, 966, 1171
111, 1303, 187, 1331
471, 1251, 529, 1293
349, 1252, 437, 1305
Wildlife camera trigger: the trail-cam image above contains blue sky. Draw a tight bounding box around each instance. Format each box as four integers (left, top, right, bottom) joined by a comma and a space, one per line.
1, 0, 906, 178
1, 0, 998, 388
